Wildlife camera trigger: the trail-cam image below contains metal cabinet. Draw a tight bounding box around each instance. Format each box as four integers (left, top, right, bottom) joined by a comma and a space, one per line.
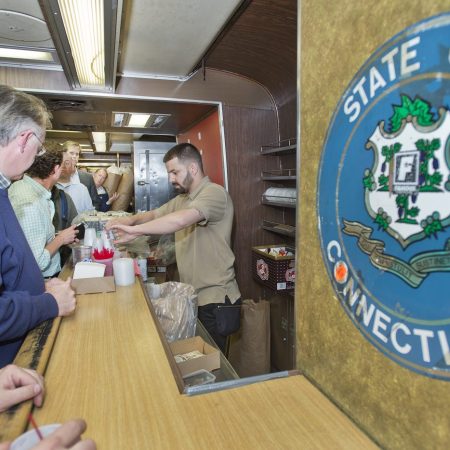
133, 141, 175, 212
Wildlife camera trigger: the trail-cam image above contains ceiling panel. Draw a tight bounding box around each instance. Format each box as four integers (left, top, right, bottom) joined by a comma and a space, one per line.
118, 0, 242, 78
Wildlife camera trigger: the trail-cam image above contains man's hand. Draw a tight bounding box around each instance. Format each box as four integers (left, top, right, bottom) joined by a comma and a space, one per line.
45, 278, 76, 316
108, 224, 137, 244
56, 225, 78, 246
0, 365, 45, 412
0, 419, 96, 450
104, 216, 134, 231
33, 419, 96, 450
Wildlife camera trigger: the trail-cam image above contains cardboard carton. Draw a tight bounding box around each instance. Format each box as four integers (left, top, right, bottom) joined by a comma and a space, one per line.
71, 261, 116, 294
169, 336, 220, 376
72, 276, 116, 295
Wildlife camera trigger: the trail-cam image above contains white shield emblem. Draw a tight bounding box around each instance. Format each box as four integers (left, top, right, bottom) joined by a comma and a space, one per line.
364, 109, 450, 248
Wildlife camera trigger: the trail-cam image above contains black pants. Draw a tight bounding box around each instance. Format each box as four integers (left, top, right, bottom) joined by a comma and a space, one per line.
198, 296, 242, 353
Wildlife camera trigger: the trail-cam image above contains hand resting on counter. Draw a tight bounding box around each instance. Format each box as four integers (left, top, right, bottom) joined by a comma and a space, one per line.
45, 278, 76, 316
0, 365, 96, 450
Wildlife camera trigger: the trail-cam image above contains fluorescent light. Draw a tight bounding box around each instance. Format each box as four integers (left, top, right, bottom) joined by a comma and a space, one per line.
92, 132, 107, 152
113, 112, 171, 128
128, 114, 151, 128
0, 48, 54, 62
58, 0, 105, 88
41, 0, 121, 91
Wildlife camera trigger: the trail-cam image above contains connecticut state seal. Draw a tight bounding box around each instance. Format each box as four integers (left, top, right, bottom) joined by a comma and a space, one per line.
318, 13, 450, 380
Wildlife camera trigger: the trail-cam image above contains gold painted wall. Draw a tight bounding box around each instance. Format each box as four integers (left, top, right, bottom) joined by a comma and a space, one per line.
297, 1, 450, 449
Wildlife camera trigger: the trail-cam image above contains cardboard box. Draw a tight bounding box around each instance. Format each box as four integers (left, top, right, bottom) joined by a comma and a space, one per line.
71, 261, 116, 294
72, 276, 116, 295
169, 336, 220, 376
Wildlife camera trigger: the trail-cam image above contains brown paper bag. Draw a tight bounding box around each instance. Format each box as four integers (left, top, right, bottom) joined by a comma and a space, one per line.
103, 172, 122, 197
228, 299, 270, 377
111, 169, 134, 211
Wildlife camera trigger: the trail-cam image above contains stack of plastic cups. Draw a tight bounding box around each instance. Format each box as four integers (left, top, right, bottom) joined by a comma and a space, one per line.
91, 231, 114, 276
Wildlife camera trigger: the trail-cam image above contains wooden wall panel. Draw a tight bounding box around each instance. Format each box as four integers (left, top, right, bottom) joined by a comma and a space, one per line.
299, 2, 450, 449
221, 105, 280, 299
207, 0, 297, 110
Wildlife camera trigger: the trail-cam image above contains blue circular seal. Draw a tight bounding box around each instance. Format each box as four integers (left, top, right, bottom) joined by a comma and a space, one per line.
318, 13, 450, 379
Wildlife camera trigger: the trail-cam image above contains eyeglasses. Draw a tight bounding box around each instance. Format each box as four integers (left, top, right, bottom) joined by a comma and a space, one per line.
31, 132, 47, 157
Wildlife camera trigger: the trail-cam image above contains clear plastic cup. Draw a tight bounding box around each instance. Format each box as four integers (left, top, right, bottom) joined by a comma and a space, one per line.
72, 244, 92, 265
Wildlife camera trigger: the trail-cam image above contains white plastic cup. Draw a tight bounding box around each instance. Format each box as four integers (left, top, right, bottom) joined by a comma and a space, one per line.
83, 228, 97, 247
137, 257, 148, 281
113, 257, 135, 286
147, 283, 161, 299
11, 424, 61, 450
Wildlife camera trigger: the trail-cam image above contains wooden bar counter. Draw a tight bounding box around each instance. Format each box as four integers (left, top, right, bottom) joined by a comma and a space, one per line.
1, 275, 378, 449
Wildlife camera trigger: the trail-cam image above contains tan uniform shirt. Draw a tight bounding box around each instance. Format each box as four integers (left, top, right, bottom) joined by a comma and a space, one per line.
154, 176, 241, 306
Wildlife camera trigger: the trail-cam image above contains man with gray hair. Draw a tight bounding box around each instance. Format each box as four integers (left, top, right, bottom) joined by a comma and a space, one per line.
0, 85, 77, 367
0, 85, 96, 450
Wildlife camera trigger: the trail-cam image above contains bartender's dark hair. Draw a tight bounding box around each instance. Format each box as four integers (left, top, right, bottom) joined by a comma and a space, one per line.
163, 143, 204, 173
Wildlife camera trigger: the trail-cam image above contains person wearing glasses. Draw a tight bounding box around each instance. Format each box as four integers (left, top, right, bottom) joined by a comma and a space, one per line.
9, 148, 79, 278
0, 85, 77, 367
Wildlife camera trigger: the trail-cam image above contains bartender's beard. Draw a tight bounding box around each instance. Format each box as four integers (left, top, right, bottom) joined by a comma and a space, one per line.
172, 171, 193, 194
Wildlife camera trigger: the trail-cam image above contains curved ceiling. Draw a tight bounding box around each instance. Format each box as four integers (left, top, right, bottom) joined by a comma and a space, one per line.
205, 0, 297, 107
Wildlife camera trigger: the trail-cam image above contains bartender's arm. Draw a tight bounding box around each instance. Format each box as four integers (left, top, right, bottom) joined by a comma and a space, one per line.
109, 208, 204, 244
105, 209, 157, 228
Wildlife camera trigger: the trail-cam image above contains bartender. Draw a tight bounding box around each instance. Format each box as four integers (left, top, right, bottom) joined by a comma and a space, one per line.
107, 143, 241, 353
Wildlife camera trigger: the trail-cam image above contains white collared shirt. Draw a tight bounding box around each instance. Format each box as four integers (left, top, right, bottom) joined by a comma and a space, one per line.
56, 180, 94, 214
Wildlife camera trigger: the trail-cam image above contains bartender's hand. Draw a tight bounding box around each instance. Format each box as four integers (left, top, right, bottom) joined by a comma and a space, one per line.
0, 365, 44, 412
108, 223, 138, 244
105, 215, 134, 231
0, 419, 96, 450
45, 278, 76, 316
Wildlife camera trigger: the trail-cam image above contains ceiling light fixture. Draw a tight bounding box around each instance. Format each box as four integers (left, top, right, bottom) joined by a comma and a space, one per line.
92, 132, 107, 152
40, 0, 122, 91
112, 112, 171, 129
128, 114, 151, 128
0, 48, 54, 62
